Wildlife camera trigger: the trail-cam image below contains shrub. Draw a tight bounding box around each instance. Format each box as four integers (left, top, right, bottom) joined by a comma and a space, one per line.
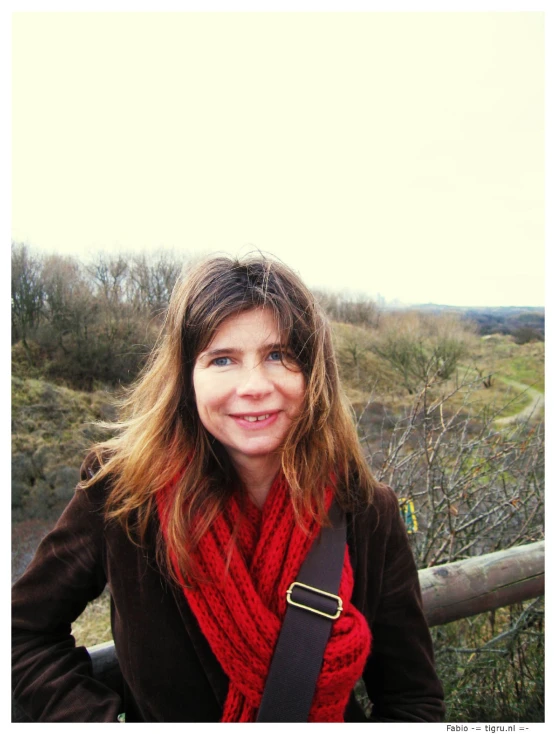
370, 312, 475, 395
512, 327, 544, 345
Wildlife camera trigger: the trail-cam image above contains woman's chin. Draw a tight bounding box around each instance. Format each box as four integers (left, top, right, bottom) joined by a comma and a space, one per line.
226, 441, 282, 464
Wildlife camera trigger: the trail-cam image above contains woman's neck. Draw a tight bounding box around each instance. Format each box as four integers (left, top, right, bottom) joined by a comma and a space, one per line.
232, 454, 281, 509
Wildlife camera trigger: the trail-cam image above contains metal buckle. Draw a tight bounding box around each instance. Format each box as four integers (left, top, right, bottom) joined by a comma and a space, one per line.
286, 581, 343, 620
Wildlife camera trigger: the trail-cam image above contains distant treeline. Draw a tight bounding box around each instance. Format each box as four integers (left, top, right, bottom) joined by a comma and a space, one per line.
462, 307, 544, 342
417, 304, 544, 342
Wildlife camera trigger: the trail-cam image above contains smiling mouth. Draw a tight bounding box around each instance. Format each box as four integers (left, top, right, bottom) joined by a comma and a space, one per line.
229, 411, 279, 424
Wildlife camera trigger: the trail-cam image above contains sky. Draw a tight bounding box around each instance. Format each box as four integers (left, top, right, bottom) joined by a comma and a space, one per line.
11, 10, 545, 308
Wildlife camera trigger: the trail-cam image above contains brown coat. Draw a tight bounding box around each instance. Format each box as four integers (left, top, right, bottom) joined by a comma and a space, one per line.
12, 469, 445, 722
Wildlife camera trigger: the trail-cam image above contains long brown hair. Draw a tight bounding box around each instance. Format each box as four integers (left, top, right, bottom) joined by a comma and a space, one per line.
81, 253, 378, 581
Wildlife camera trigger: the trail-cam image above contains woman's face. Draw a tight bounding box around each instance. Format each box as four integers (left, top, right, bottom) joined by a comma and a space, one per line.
192, 308, 306, 472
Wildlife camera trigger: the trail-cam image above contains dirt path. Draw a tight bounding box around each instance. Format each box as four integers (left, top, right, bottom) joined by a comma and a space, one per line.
495, 379, 545, 426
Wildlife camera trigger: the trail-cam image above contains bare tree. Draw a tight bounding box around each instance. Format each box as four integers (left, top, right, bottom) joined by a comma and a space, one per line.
41, 254, 96, 352
87, 253, 129, 306
11, 243, 44, 347
359, 375, 544, 568
127, 251, 182, 316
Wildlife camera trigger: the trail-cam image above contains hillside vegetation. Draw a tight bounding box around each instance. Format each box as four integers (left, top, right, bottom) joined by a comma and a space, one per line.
12, 346, 116, 523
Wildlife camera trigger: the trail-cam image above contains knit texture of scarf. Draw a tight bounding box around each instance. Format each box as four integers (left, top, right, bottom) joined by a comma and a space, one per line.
156, 473, 372, 722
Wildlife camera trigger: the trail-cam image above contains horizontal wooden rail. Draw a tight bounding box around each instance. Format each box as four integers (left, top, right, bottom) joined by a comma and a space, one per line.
419, 540, 544, 627
87, 541, 544, 681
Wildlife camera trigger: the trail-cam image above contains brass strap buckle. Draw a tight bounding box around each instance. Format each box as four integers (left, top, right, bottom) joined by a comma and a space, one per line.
286, 581, 343, 620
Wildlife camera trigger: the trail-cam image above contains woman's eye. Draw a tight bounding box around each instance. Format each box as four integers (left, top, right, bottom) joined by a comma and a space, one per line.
212, 356, 232, 367
267, 351, 283, 362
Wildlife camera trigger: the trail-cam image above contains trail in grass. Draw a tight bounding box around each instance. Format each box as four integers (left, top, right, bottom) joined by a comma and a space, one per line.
495, 379, 544, 425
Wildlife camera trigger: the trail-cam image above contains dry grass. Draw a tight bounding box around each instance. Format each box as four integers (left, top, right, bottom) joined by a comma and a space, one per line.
72, 589, 112, 648
11, 374, 116, 460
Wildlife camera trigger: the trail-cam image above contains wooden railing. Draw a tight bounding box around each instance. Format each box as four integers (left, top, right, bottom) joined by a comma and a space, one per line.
418, 540, 544, 626
88, 541, 545, 682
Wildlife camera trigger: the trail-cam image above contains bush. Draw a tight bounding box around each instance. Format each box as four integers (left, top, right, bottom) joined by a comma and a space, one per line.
512, 327, 544, 345
370, 311, 475, 395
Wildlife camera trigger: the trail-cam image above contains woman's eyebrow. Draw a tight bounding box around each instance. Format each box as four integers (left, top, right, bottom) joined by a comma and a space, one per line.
199, 342, 286, 359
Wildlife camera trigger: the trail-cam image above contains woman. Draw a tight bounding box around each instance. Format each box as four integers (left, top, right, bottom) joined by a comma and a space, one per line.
12, 254, 444, 722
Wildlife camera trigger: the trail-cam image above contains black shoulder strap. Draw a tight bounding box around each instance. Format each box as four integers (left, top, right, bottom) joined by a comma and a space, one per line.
256, 501, 346, 722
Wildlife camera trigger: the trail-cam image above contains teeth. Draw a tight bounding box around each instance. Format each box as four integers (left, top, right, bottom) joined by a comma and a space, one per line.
242, 414, 270, 422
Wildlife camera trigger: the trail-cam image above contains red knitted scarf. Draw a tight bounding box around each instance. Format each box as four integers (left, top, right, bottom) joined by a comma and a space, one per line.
156, 473, 372, 722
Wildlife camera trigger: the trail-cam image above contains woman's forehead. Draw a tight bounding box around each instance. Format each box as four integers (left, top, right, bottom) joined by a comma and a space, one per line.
203, 308, 285, 351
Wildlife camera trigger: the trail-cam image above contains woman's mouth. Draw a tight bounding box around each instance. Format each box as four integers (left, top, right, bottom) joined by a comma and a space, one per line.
230, 412, 280, 429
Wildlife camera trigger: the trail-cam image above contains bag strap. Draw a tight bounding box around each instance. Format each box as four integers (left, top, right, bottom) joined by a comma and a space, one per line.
256, 501, 346, 722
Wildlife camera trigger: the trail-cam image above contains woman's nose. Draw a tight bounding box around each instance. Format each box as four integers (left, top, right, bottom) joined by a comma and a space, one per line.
236, 364, 274, 397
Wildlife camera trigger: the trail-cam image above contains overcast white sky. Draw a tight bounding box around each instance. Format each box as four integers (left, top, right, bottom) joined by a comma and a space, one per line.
11, 10, 544, 307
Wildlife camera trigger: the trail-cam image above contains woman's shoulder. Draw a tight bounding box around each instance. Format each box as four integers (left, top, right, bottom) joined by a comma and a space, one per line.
346, 482, 407, 557
79, 448, 110, 481
351, 482, 400, 525
369, 482, 399, 511
77, 450, 114, 510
